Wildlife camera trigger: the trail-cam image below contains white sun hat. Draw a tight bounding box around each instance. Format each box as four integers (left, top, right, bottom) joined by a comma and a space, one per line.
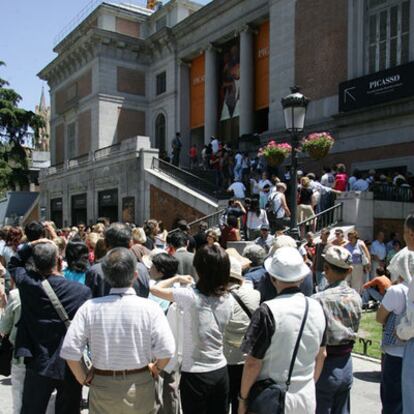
264, 246, 309, 282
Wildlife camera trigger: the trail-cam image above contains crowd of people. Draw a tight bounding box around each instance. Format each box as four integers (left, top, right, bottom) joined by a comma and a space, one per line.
160, 136, 414, 204
0, 213, 414, 414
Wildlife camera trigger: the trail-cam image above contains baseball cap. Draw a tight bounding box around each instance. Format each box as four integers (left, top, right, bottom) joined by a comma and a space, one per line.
323, 246, 353, 269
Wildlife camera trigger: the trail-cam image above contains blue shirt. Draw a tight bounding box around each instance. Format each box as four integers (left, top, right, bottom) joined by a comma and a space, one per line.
63, 268, 86, 285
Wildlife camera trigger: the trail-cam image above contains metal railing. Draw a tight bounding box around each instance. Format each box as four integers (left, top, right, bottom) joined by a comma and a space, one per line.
372, 183, 413, 202
151, 157, 230, 200
168, 208, 226, 235
68, 153, 90, 168
47, 163, 64, 175
296, 202, 344, 234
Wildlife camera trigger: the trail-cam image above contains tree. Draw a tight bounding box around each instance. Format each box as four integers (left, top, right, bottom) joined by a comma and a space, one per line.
0, 61, 44, 195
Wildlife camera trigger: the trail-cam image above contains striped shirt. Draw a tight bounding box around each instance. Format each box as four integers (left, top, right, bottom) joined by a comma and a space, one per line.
60, 287, 175, 370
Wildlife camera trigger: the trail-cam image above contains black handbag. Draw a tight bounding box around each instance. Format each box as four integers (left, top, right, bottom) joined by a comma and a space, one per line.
248, 298, 309, 414
0, 334, 13, 377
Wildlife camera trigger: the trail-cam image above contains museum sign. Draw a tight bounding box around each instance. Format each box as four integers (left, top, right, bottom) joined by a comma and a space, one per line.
339, 62, 414, 112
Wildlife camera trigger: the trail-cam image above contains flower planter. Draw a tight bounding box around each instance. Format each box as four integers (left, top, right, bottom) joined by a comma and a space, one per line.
302, 132, 334, 161
265, 152, 286, 166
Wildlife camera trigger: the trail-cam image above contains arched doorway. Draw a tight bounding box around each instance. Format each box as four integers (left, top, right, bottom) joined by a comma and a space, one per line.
155, 114, 166, 154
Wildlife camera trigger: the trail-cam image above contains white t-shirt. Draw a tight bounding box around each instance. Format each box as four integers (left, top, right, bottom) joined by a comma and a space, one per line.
321, 172, 334, 188
235, 153, 243, 166
259, 179, 272, 191
247, 210, 269, 230
228, 182, 246, 199
173, 287, 233, 373
211, 139, 220, 154
382, 283, 409, 357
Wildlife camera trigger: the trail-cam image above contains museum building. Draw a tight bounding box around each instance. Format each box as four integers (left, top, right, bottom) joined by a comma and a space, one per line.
38, 0, 414, 226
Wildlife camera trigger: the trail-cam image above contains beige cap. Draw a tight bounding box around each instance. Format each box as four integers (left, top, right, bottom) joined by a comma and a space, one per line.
226, 248, 252, 270
323, 246, 353, 269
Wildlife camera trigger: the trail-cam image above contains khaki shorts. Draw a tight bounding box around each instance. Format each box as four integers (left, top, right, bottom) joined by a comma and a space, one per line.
89, 370, 155, 414
297, 204, 315, 222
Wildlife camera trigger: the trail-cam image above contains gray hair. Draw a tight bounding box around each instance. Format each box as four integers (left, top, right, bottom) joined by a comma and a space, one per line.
33, 243, 59, 276
242, 244, 266, 267
101, 247, 137, 288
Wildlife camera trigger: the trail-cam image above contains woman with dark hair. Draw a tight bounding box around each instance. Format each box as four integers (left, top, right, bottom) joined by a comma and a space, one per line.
1, 227, 24, 293
63, 241, 90, 285
150, 244, 232, 414
246, 198, 269, 240
334, 163, 348, 191
143, 219, 159, 250
220, 215, 241, 249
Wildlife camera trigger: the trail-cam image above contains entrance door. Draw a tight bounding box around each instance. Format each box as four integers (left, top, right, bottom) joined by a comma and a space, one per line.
155, 114, 166, 154
98, 189, 119, 224
71, 194, 87, 226
50, 198, 63, 229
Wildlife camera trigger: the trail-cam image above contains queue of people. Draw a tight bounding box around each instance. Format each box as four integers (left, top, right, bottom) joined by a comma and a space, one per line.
0, 214, 414, 414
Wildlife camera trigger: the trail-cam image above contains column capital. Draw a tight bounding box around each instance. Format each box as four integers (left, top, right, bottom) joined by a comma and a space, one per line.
238, 24, 258, 36
177, 58, 191, 68
206, 43, 221, 53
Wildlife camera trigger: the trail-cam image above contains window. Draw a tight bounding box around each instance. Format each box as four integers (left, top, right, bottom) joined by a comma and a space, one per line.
156, 72, 167, 95
368, 0, 410, 73
67, 122, 76, 160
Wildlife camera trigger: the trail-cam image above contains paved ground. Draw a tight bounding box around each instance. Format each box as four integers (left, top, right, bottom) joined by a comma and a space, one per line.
0, 355, 381, 413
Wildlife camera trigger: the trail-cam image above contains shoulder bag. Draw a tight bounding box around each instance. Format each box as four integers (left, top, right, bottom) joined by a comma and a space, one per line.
41, 279, 92, 371
230, 290, 252, 319
248, 298, 309, 414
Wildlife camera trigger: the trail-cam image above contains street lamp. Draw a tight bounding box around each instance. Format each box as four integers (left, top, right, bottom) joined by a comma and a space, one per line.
281, 86, 310, 239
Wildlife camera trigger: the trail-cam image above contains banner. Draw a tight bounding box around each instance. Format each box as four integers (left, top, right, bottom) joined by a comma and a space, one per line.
190, 54, 205, 129
218, 39, 240, 121
255, 21, 270, 111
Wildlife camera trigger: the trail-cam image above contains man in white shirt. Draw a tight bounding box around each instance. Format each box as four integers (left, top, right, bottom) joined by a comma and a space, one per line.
228, 179, 246, 199
211, 136, 220, 154
370, 231, 387, 279
320, 167, 335, 188
61, 248, 175, 414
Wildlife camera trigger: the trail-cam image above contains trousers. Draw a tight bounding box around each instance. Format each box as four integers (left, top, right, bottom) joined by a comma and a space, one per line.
316, 354, 353, 414
228, 364, 244, 414
155, 370, 180, 414
381, 353, 403, 414
402, 338, 414, 414
21, 368, 81, 414
89, 370, 155, 414
180, 366, 229, 414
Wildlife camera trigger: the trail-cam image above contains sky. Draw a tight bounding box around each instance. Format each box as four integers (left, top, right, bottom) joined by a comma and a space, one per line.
0, 0, 211, 112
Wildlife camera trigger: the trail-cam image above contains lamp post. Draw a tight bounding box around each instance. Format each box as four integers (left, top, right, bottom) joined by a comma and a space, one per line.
281, 86, 310, 239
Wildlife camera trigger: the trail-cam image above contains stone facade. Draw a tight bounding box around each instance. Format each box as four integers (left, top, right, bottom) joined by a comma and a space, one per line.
38, 0, 414, 224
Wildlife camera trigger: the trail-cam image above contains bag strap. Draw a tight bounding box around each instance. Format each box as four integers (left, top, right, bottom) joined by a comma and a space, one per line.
286, 297, 309, 389
230, 290, 252, 319
41, 279, 71, 329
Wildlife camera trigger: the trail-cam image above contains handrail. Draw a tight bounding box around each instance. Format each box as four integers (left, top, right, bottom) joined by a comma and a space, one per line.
94, 143, 121, 159
372, 183, 413, 202
296, 202, 344, 233
151, 157, 230, 200
168, 208, 226, 235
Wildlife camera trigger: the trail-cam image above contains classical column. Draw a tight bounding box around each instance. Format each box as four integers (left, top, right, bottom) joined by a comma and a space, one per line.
178, 60, 191, 168
239, 27, 254, 136
204, 45, 218, 145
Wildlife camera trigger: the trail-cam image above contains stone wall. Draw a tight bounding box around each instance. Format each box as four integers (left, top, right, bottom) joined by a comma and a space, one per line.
150, 185, 205, 230
295, 0, 348, 101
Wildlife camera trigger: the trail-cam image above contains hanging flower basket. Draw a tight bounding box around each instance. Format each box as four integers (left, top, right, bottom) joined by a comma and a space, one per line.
259, 141, 292, 167
302, 132, 335, 160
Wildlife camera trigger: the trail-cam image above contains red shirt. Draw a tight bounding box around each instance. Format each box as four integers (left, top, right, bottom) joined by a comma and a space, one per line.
334, 173, 348, 191
189, 147, 197, 159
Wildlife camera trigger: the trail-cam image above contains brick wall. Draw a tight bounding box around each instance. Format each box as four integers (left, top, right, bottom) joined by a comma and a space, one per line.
150, 185, 205, 230
115, 17, 140, 38
78, 109, 91, 156
117, 67, 146, 96
116, 108, 146, 142
55, 70, 92, 114
295, 0, 348, 100
301, 141, 414, 175
55, 124, 65, 164
374, 218, 405, 243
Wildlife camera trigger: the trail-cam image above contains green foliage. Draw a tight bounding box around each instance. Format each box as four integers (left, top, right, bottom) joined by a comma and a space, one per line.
353, 311, 383, 359
0, 61, 45, 194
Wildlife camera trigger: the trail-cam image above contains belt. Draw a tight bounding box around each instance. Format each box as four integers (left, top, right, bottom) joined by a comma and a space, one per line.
94, 366, 148, 377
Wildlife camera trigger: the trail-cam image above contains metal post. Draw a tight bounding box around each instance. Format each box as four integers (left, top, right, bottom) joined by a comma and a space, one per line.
289, 133, 300, 239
